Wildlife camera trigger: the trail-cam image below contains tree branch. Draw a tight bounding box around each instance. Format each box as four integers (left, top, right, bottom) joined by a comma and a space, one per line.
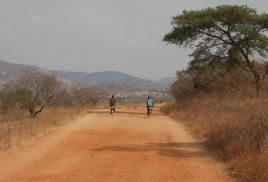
197, 29, 233, 45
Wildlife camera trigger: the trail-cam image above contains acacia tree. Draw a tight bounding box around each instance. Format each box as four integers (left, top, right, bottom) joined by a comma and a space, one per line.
164, 5, 268, 96
2, 71, 64, 117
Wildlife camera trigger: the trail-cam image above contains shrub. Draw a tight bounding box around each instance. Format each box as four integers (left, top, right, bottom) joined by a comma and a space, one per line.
1, 71, 64, 117
163, 98, 268, 181
171, 71, 195, 101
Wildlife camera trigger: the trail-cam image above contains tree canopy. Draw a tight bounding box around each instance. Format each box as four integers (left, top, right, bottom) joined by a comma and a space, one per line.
164, 5, 268, 96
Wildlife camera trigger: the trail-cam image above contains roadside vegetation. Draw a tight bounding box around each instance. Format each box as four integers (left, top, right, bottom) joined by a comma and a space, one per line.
0, 70, 103, 151
163, 5, 268, 182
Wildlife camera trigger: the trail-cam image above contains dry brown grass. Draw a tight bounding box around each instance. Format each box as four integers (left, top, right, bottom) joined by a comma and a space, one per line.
162, 98, 268, 182
0, 107, 84, 151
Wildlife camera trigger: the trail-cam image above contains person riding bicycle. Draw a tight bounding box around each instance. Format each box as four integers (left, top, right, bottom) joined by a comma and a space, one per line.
147, 96, 154, 116
109, 95, 116, 115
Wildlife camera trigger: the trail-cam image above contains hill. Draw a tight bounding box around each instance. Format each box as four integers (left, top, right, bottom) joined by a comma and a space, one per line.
0, 61, 172, 99
0, 60, 38, 86
53, 70, 159, 89
157, 77, 176, 86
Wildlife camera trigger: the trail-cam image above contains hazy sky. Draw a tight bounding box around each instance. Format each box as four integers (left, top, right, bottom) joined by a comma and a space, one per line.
0, 0, 267, 80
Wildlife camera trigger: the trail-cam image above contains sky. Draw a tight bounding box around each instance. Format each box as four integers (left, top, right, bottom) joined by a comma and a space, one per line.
0, 0, 267, 80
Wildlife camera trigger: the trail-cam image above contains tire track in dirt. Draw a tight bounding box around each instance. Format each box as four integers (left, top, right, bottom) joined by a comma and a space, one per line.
0, 109, 233, 182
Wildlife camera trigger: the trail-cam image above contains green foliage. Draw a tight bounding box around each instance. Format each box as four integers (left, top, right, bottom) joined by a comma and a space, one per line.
164, 5, 268, 96
164, 5, 268, 56
171, 71, 195, 101
171, 62, 231, 100
170, 58, 258, 100
191, 62, 228, 92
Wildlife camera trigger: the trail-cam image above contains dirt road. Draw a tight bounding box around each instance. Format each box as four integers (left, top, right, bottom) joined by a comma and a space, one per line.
0, 108, 232, 182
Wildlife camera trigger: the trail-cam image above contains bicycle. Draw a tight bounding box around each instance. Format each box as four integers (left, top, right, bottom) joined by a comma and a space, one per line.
147, 107, 153, 118
110, 106, 115, 116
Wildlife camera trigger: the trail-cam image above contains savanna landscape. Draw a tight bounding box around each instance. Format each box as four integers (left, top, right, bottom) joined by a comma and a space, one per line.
0, 1, 268, 182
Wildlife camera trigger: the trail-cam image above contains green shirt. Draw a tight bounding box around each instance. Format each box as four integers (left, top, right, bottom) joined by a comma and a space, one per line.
147, 99, 154, 107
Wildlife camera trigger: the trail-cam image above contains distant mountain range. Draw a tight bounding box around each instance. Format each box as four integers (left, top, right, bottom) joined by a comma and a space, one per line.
0, 61, 176, 92
53, 70, 160, 89
157, 77, 177, 86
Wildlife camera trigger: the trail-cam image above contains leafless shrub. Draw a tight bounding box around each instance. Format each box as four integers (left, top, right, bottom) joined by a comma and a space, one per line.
70, 86, 103, 108
1, 71, 65, 118
0, 71, 104, 152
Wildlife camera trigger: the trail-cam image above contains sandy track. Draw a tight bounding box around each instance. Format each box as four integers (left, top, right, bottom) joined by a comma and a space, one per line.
0, 108, 232, 182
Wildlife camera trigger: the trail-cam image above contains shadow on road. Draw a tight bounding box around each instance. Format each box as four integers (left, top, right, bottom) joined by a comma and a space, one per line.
94, 142, 213, 159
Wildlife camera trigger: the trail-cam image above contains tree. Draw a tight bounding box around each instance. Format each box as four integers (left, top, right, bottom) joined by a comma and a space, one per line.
70, 86, 103, 108
164, 5, 268, 96
171, 71, 195, 101
1, 71, 64, 117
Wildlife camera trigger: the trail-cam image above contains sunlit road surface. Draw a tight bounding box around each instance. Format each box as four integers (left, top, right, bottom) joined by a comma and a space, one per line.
0, 108, 232, 182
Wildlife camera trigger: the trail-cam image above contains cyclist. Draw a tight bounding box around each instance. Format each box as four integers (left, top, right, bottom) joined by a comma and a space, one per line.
146, 96, 154, 117
109, 95, 116, 115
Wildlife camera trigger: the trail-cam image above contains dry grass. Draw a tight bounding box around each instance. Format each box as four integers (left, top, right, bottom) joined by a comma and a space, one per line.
162, 98, 268, 182
0, 107, 84, 151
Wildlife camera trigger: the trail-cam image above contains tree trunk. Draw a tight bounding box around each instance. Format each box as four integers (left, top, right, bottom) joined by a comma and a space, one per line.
251, 63, 261, 97
239, 50, 261, 97
255, 76, 261, 97
29, 108, 35, 118
29, 106, 44, 118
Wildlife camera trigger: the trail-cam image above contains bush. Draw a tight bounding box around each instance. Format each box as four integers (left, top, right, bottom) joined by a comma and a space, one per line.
0, 71, 104, 117
1, 71, 64, 117
0, 107, 80, 151
171, 71, 195, 101
163, 98, 268, 181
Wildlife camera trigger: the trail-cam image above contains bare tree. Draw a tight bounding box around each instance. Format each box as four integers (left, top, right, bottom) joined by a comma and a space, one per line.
1, 71, 64, 118
70, 86, 103, 108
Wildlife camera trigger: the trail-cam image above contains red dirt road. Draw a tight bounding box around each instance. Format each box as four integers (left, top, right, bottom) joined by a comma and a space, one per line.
0, 109, 232, 182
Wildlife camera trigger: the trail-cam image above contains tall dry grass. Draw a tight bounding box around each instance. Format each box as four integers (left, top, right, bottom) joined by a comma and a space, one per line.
162, 98, 268, 182
0, 107, 84, 151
